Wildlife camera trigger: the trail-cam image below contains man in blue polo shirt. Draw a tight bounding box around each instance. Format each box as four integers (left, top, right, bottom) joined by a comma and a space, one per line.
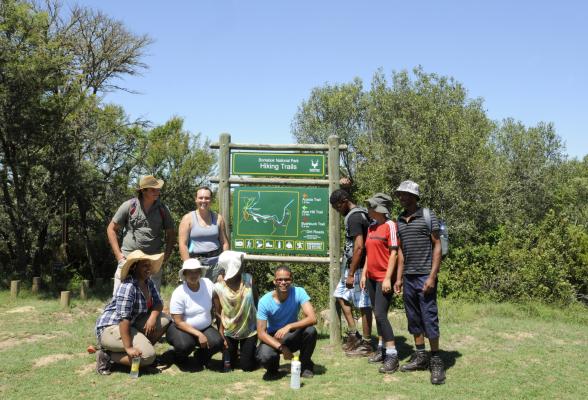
394, 180, 446, 385
256, 266, 318, 379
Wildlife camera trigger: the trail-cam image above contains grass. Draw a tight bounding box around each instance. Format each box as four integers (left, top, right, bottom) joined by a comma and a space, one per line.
1, 287, 587, 400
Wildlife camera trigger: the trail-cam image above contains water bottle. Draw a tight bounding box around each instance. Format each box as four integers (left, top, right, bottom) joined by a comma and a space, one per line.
129, 356, 140, 378
223, 349, 232, 373
439, 221, 449, 256
290, 356, 301, 389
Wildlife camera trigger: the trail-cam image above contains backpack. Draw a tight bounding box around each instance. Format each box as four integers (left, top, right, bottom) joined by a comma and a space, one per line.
422, 208, 449, 257
341, 206, 369, 275
129, 198, 165, 221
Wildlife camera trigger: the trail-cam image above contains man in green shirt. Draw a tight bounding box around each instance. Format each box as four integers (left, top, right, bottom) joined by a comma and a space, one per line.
107, 175, 175, 294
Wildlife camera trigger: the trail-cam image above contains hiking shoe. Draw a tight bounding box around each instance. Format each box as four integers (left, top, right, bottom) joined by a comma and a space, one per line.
95, 349, 112, 375
342, 331, 361, 351
262, 369, 284, 381
368, 348, 384, 364
400, 351, 429, 372
430, 355, 446, 385
378, 354, 399, 374
301, 369, 314, 378
345, 340, 373, 357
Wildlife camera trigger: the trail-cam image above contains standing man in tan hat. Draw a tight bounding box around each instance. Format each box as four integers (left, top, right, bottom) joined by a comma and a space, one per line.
107, 175, 175, 294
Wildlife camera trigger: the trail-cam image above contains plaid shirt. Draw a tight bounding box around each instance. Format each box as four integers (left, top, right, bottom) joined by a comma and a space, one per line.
95, 277, 163, 339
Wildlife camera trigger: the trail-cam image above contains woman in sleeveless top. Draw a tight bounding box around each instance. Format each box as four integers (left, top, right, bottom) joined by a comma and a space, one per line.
179, 186, 229, 282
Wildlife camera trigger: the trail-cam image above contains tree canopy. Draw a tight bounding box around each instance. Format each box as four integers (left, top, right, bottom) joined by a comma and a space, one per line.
0, 1, 214, 281
292, 66, 588, 304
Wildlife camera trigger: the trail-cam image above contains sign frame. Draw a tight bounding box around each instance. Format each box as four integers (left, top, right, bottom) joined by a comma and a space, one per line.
232, 152, 326, 177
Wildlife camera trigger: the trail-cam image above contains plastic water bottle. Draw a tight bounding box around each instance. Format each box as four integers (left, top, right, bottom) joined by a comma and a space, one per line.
223, 349, 232, 373
290, 356, 301, 389
129, 356, 140, 378
439, 221, 449, 256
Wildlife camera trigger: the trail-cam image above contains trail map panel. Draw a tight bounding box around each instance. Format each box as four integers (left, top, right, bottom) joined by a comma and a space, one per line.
232, 152, 326, 177
232, 187, 328, 255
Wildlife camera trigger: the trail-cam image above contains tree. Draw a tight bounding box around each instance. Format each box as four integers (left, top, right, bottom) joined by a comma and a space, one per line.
65, 5, 153, 94
291, 78, 367, 183
0, 0, 152, 279
136, 117, 216, 219
359, 68, 499, 243
0, 0, 80, 276
491, 118, 566, 223
292, 67, 498, 243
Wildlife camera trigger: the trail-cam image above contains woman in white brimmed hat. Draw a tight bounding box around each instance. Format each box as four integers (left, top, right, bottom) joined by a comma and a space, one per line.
166, 258, 224, 369
212, 251, 258, 371
94, 250, 171, 375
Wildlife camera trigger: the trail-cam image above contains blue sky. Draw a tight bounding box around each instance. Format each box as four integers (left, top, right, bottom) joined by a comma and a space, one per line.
71, 0, 587, 159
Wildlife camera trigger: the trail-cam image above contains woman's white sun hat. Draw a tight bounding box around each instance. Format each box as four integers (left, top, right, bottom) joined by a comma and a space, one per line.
218, 251, 246, 280
178, 258, 207, 281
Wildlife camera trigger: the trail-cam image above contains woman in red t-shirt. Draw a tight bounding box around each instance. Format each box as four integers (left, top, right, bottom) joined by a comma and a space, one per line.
360, 193, 400, 373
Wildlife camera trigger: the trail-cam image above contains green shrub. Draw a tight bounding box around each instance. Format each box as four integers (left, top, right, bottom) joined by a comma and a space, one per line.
440, 211, 588, 305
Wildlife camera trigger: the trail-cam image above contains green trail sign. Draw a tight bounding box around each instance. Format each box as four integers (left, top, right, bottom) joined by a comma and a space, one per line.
232, 152, 326, 177
232, 187, 329, 255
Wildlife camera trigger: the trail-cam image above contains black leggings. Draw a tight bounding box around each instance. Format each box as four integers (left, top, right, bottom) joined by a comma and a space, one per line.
366, 278, 395, 342
226, 335, 258, 371
166, 324, 223, 364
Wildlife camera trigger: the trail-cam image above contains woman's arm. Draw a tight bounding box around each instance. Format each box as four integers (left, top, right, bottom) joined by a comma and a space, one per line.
217, 214, 230, 251
171, 314, 209, 348
252, 278, 259, 307
382, 248, 397, 293
178, 213, 192, 261
212, 291, 224, 333
119, 319, 141, 358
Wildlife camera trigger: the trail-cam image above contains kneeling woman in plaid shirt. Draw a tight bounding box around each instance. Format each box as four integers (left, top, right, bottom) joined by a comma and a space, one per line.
94, 250, 171, 375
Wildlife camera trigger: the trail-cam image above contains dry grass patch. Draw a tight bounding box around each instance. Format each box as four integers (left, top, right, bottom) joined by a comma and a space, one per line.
450, 334, 477, 347
227, 379, 257, 392
497, 331, 535, 341
251, 386, 276, 399
33, 353, 80, 367
383, 374, 401, 382
51, 311, 76, 324
0, 333, 58, 350
384, 395, 409, 400
5, 306, 36, 314
75, 362, 96, 376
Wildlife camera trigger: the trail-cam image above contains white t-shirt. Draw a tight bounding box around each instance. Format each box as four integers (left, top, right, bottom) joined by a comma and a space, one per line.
170, 278, 214, 330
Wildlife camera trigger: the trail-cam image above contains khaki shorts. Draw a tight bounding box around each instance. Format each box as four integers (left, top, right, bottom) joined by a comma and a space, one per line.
98, 312, 171, 366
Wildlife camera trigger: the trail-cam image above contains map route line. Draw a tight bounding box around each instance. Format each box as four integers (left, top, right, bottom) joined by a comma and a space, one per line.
241, 192, 294, 235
